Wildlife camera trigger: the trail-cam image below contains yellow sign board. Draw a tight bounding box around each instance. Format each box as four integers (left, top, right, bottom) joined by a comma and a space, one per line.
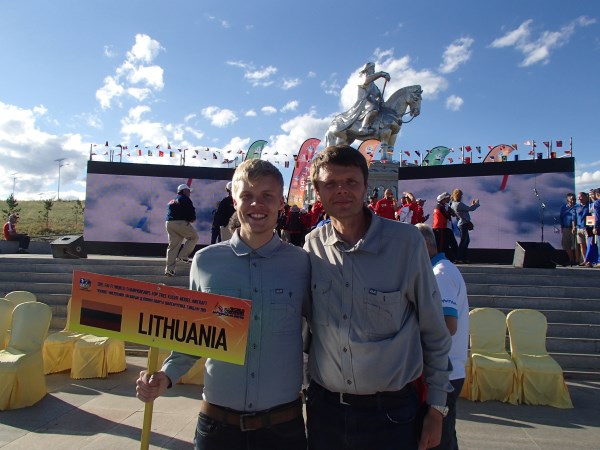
69, 271, 251, 365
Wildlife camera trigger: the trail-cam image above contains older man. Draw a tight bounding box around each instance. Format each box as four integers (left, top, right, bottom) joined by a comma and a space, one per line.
3, 214, 30, 253
164, 184, 199, 276
304, 145, 451, 450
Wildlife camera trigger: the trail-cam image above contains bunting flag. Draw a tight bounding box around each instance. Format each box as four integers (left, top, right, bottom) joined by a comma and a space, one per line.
148, 150, 153, 157
556, 140, 563, 147
158, 151, 164, 157
105, 141, 109, 147
287, 138, 320, 207
245, 140, 268, 160
512, 144, 518, 150
284, 161, 290, 168
543, 141, 550, 149
465, 146, 472, 152
422, 146, 450, 166
448, 157, 453, 163
167, 144, 172, 150
404, 150, 411, 157
156, 144, 161, 149
213, 153, 218, 159
137, 149, 142, 156
475, 146, 481, 154
415, 150, 421, 156
170, 151, 175, 157
357, 139, 380, 167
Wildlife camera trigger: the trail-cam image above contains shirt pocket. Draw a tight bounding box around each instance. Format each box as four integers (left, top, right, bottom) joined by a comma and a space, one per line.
311, 280, 331, 326
363, 288, 409, 339
270, 289, 301, 335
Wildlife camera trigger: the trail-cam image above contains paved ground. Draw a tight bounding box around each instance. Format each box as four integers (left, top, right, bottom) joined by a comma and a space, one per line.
0, 356, 598, 449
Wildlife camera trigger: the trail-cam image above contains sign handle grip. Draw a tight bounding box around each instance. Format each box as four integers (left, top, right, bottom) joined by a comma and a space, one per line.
140, 346, 160, 450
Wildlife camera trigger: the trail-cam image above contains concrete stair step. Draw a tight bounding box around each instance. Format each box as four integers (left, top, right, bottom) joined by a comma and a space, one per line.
463, 272, 600, 288
546, 337, 600, 353
478, 308, 600, 325
552, 352, 600, 370
468, 295, 600, 312
468, 284, 598, 299
547, 323, 600, 339
562, 369, 600, 381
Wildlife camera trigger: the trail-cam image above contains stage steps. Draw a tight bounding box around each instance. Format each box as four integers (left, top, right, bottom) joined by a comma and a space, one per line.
0, 256, 599, 380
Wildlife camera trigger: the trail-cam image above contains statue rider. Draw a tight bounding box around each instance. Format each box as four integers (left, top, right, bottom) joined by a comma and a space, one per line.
338, 62, 391, 134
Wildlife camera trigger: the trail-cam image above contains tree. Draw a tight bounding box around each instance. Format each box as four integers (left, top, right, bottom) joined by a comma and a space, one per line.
2, 194, 21, 219
72, 199, 85, 229
39, 198, 54, 231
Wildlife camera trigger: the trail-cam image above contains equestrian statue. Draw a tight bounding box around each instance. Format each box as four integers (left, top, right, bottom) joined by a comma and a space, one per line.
324, 62, 422, 157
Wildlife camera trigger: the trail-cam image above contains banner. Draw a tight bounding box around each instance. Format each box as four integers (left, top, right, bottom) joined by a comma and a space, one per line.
245, 140, 268, 160
287, 138, 320, 207
422, 146, 451, 166
69, 271, 252, 365
357, 139, 380, 167
484, 144, 517, 163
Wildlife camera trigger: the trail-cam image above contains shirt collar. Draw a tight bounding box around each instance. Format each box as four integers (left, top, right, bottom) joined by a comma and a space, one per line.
431, 252, 447, 267
323, 208, 380, 254
230, 230, 281, 258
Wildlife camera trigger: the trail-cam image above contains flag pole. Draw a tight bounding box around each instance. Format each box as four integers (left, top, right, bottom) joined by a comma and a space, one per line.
531, 140, 535, 160
89, 144, 93, 161
461, 146, 464, 164
570, 137, 573, 157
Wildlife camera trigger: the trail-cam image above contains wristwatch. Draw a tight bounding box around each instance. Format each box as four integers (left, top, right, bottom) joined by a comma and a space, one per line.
430, 404, 449, 417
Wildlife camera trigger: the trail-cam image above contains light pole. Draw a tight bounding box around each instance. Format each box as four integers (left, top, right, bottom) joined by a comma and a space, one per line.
55, 158, 66, 200
10, 172, 17, 195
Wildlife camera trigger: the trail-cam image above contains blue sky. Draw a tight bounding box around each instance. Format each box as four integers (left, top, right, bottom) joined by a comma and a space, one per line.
1, 0, 599, 200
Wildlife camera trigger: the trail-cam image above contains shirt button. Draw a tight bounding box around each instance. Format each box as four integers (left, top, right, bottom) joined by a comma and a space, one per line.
345, 282, 349, 287
343, 347, 347, 352
248, 403, 253, 408
343, 314, 348, 320
253, 343, 257, 349
347, 380, 352, 385
251, 372, 255, 378
254, 315, 259, 320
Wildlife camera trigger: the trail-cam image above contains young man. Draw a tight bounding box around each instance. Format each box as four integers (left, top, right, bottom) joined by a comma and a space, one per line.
3, 214, 30, 253
136, 160, 310, 450
416, 223, 469, 450
304, 145, 452, 450
164, 184, 199, 276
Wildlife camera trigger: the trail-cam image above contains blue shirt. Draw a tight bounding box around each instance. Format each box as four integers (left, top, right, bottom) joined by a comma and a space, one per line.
166, 194, 196, 222
576, 203, 590, 229
162, 231, 311, 412
559, 203, 576, 228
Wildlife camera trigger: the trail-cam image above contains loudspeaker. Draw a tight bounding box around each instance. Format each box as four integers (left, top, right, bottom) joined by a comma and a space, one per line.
512, 241, 556, 268
51, 235, 87, 259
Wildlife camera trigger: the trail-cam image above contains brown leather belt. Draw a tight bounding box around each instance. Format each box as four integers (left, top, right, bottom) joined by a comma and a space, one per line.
311, 382, 413, 408
199, 399, 302, 431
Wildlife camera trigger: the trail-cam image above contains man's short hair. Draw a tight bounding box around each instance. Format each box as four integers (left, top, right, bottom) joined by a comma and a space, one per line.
415, 223, 437, 254
231, 159, 284, 197
310, 145, 369, 189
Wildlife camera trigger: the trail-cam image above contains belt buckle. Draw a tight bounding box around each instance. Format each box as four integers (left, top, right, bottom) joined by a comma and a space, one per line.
239, 412, 257, 431
339, 392, 350, 406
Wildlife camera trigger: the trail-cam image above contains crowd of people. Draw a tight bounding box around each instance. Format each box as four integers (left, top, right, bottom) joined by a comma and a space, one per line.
559, 188, 600, 267
141, 145, 468, 450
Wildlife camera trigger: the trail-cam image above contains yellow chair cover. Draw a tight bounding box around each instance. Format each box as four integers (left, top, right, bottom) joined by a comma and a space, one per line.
507, 309, 573, 408
459, 351, 472, 399
0, 302, 52, 410
157, 348, 205, 385
468, 308, 518, 404
4, 291, 37, 305
0, 299, 13, 350
70, 335, 126, 379
43, 299, 86, 374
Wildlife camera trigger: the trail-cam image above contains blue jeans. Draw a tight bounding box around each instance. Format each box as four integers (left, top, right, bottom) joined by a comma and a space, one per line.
457, 225, 470, 261
193, 412, 307, 450
306, 382, 420, 450
430, 378, 464, 450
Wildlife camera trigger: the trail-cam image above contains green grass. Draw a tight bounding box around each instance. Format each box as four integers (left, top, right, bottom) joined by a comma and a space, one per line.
1, 199, 85, 238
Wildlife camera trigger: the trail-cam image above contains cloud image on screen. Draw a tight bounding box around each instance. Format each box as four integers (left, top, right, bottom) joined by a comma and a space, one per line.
397, 171, 573, 250
85, 173, 230, 245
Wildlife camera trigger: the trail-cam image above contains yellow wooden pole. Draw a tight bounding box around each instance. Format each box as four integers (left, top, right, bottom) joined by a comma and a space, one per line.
140, 346, 159, 450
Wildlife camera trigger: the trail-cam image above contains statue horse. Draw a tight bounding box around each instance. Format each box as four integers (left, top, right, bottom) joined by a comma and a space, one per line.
324, 85, 422, 156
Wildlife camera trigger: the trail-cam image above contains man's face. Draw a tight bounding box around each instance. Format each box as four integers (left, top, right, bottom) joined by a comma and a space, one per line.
578, 194, 587, 204
314, 164, 367, 221
385, 190, 393, 200
567, 195, 575, 205
233, 175, 284, 238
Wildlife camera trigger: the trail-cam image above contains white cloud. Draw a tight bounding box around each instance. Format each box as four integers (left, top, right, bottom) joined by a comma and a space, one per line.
281, 101, 299, 112
307, 71, 316, 78
576, 170, 600, 191
265, 113, 330, 162
282, 78, 301, 90
491, 16, 596, 67
201, 106, 238, 127
445, 95, 464, 111
184, 113, 196, 123
104, 45, 117, 58
96, 34, 164, 109
245, 109, 257, 117
245, 66, 277, 86
261, 106, 277, 115
439, 37, 474, 73
321, 76, 340, 96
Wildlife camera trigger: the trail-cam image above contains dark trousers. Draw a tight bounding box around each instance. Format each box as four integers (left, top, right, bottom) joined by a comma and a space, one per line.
9, 233, 30, 249
306, 382, 419, 450
193, 413, 307, 450
210, 226, 221, 245
434, 228, 458, 262
457, 225, 470, 261
430, 378, 464, 450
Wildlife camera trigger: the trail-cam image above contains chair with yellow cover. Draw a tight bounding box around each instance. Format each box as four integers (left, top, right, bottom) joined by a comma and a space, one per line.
157, 348, 205, 385
459, 350, 472, 399
70, 334, 127, 379
43, 299, 86, 374
468, 308, 518, 404
0, 298, 13, 350
4, 291, 37, 305
506, 309, 573, 408
0, 301, 52, 410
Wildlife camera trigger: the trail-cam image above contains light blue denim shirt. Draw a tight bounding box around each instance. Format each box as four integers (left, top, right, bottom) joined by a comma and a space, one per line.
304, 210, 452, 406
162, 231, 310, 412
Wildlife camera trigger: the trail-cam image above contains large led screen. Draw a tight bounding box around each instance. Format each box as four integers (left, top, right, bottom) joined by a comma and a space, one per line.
395, 158, 575, 252
84, 162, 234, 255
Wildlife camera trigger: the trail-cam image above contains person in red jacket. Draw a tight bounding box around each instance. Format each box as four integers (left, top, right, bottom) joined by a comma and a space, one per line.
367, 195, 377, 212
432, 192, 458, 262
411, 198, 429, 224
3, 214, 30, 253
374, 189, 397, 220
310, 200, 325, 228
